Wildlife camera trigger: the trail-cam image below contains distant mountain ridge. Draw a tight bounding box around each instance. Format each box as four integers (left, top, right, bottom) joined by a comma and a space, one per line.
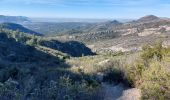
0, 15, 31, 23
22, 15, 170, 36
65, 15, 170, 53
1, 14, 170, 38
137, 15, 160, 22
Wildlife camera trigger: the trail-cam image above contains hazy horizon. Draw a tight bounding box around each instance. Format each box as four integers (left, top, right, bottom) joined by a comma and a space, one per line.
0, 0, 170, 19
0, 14, 136, 23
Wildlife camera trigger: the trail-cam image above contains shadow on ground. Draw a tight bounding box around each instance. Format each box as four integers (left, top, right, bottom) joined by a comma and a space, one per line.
39, 40, 96, 57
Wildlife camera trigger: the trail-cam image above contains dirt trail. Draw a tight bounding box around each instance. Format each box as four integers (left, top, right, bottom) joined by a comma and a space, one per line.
101, 82, 141, 100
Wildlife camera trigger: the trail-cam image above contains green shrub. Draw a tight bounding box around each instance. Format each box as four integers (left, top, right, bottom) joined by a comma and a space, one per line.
141, 61, 170, 100
141, 83, 165, 100
26, 37, 37, 46
141, 42, 164, 61
125, 59, 146, 87
29, 75, 99, 100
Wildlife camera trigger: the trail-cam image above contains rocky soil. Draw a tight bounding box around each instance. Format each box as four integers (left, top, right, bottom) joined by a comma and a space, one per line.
101, 83, 141, 100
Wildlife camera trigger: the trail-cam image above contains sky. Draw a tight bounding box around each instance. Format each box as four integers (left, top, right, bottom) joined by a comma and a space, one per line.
0, 0, 170, 19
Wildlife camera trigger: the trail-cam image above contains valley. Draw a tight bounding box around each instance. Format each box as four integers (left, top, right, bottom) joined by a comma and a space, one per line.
0, 15, 170, 100
38, 15, 170, 54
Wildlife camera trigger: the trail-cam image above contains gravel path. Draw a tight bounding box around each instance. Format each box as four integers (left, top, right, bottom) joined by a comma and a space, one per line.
101, 82, 141, 100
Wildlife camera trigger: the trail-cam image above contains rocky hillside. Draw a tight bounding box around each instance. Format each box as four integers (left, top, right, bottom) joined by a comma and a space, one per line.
60, 15, 170, 53
70, 15, 170, 40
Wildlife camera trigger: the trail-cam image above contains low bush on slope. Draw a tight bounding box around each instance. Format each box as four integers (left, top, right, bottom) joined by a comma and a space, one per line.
123, 42, 170, 100
0, 31, 99, 100
0, 28, 95, 57
68, 42, 170, 100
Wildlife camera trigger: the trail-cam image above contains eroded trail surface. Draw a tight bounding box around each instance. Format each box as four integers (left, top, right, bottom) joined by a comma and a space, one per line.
100, 82, 141, 100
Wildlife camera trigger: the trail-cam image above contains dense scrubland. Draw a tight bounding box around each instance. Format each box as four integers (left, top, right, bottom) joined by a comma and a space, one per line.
68, 42, 170, 100
0, 15, 170, 100
0, 28, 169, 100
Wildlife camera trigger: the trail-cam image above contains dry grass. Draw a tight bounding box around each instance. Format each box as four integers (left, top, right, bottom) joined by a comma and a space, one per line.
67, 45, 170, 100
67, 54, 125, 74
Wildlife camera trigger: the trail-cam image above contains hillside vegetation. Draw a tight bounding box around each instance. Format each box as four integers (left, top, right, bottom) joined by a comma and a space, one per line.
68, 42, 170, 100
0, 23, 41, 36
0, 28, 100, 100
0, 25, 95, 57
0, 15, 170, 100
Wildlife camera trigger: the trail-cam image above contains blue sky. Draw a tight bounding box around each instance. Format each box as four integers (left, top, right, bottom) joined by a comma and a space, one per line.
0, 0, 170, 18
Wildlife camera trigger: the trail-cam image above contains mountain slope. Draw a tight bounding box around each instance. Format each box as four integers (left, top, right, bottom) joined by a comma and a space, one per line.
87, 20, 122, 32
0, 23, 42, 35
137, 15, 160, 23
0, 31, 60, 64
56, 15, 170, 53
39, 39, 96, 57
0, 29, 101, 100
0, 15, 30, 23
